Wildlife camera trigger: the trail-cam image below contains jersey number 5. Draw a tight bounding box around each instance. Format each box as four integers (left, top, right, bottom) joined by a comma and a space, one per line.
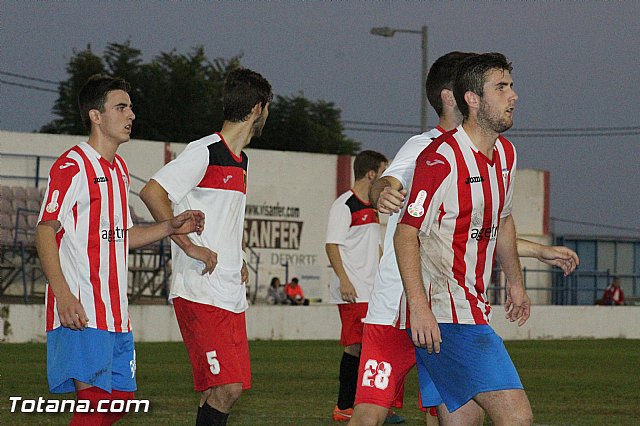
361, 359, 391, 390
206, 350, 221, 375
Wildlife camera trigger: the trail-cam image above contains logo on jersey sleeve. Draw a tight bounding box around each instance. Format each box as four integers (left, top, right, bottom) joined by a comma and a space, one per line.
426, 159, 445, 167
407, 190, 427, 217
45, 190, 60, 213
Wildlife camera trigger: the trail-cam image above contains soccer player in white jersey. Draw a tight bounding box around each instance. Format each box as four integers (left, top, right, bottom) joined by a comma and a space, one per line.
396, 52, 533, 425
325, 150, 399, 422
349, 52, 579, 426
35, 75, 204, 425
140, 68, 272, 426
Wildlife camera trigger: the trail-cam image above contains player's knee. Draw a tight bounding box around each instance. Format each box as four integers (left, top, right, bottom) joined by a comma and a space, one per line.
349, 405, 387, 426
207, 383, 243, 410
345, 344, 362, 357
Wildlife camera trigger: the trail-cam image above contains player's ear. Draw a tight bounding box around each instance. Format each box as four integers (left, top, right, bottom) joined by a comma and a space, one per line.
251, 102, 262, 117
88, 109, 101, 125
441, 89, 456, 107
464, 91, 480, 112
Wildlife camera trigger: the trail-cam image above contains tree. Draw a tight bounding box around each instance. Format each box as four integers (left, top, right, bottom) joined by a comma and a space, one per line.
254, 94, 359, 154
40, 45, 105, 134
41, 42, 360, 154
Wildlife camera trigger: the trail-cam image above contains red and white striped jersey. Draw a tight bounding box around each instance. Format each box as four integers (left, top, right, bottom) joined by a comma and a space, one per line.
326, 190, 381, 303
365, 127, 444, 328
151, 133, 248, 313
39, 142, 132, 333
399, 126, 516, 325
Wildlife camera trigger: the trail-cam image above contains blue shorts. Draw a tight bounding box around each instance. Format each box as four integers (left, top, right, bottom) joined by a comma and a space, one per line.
412, 338, 443, 408
413, 324, 523, 412
47, 327, 137, 394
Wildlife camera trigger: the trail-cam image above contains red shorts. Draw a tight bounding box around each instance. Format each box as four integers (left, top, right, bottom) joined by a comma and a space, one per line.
354, 323, 416, 409
338, 302, 369, 346
173, 298, 251, 392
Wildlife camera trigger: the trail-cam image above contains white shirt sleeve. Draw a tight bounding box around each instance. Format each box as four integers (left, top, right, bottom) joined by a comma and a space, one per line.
151, 141, 209, 205
382, 132, 438, 190
501, 151, 516, 218
325, 201, 351, 245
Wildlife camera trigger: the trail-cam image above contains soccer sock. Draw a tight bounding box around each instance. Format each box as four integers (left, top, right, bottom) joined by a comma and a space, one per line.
101, 390, 135, 425
70, 386, 110, 426
337, 351, 360, 410
197, 401, 229, 426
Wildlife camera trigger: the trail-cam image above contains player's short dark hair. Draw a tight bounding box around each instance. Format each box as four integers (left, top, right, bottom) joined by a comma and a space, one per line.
353, 150, 388, 180
78, 74, 130, 130
426, 51, 476, 117
453, 52, 513, 119
223, 67, 273, 122
291, 277, 299, 283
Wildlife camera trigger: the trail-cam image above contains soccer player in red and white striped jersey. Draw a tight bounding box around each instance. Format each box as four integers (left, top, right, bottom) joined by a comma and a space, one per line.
395, 53, 533, 425
36, 75, 204, 426
350, 52, 579, 426
140, 68, 272, 426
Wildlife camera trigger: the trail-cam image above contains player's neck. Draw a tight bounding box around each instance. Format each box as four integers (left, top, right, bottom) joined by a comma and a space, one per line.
219, 122, 253, 157
351, 179, 371, 203
462, 119, 499, 159
438, 115, 460, 132
87, 132, 122, 164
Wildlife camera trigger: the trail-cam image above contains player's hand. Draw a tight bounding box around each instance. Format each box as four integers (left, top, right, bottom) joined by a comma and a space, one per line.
377, 187, 407, 215
56, 292, 89, 330
241, 261, 249, 284
505, 285, 531, 326
169, 210, 205, 235
339, 279, 358, 303
184, 244, 218, 275
409, 303, 441, 354
537, 246, 579, 276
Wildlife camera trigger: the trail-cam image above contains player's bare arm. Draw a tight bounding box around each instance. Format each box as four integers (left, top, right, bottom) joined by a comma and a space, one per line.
516, 239, 579, 277
35, 221, 89, 330
325, 243, 358, 303
241, 238, 248, 284
394, 223, 441, 353
129, 210, 205, 250
370, 176, 406, 214
496, 215, 530, 326
140, 179, 217, 275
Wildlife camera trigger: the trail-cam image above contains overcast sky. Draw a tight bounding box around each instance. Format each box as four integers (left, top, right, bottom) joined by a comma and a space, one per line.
2, 1, 639, 237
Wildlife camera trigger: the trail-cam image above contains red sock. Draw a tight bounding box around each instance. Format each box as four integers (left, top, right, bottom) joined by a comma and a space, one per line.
70, 387, 110, 426
101, 390, 135, 425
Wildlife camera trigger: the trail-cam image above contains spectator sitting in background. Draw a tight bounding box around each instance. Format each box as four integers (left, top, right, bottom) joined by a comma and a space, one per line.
599, 276, 625, 305
267, 277, 288, 305
284, 278, 309, 305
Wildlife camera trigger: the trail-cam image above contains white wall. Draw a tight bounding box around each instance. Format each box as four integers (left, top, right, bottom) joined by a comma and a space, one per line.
2, 303, 639, 343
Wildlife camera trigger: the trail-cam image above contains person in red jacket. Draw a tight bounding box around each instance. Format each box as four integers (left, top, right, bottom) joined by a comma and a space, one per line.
284, 278, 309, 305
600, 276, 625, 305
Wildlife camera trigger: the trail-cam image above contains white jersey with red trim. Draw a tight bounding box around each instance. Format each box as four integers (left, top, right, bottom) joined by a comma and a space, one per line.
39, 142, 133, 333
399, 126, 516, 325
326, 190, 381, 304
151, 133, 248, 313
365, 127, 444, 327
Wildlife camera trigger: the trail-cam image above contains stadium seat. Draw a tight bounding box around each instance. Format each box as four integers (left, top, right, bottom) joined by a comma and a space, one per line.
26, 187, 42, 203
0, 213, 13, 231
11, 186, 27, 201
12, 199, 27, 212
0, 228, 13, 246
0, 185, 13, 202
0, 199, 13, 215
26, 200, 41, 212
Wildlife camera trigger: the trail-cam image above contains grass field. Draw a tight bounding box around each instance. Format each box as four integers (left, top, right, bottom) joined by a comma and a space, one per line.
1, 339, 639, 425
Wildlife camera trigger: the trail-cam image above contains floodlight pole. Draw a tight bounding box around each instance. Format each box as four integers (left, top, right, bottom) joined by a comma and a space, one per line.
370, 25, 429, 133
